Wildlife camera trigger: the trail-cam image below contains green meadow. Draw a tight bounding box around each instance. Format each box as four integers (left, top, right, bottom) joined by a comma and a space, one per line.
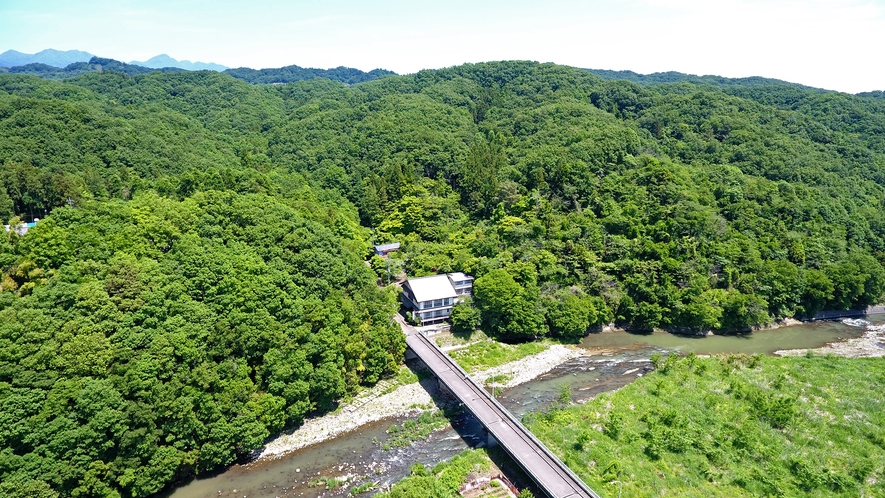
526, 354, 885, 497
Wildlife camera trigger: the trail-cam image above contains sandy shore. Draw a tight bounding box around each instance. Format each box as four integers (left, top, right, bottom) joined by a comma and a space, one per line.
776, 319, 885, 358
256, 344, 582, 460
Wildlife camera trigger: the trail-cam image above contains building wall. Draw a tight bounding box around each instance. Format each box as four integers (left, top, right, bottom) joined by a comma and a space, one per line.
419, 297, 453, 310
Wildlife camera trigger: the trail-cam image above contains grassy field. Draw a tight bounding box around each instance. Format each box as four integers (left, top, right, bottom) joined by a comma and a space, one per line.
448, 340, 549, 372
525, 353, 885, 497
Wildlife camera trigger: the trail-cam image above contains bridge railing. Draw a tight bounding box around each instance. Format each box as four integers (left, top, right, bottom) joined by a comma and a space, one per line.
405, 328, 600, 498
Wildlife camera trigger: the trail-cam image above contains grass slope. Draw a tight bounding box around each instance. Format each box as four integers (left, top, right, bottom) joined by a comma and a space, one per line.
526, 354, 885, 497
448, 340, 549, 372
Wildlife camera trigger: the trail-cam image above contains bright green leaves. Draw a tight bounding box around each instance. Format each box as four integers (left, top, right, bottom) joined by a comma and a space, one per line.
544, 290, 598, 340
528, 355, 885, 497
473, 268, 546, 340
450, 297, 481, 334
0, 190, 401, 496
824, 252, 885, 310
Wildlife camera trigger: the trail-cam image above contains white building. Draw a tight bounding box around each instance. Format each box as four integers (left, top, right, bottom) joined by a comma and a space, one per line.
3, 219, 38, 236
402, 273, 474, 326
447, 272, 474, 296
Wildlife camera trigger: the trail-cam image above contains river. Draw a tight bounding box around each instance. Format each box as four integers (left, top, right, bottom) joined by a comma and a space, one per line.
160, 316, 880, 498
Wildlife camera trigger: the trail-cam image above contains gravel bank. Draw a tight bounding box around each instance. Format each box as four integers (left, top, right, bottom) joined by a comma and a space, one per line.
775, 319, 885, 358
256, 344, 582, 460
471, 344, 583, 388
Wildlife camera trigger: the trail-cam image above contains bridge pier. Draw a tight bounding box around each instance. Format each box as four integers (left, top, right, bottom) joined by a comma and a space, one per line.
485, 429, 498, 448
436, 378, 456, 399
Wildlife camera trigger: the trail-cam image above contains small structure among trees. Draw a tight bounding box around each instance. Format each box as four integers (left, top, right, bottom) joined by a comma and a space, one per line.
373, 242, 400, 257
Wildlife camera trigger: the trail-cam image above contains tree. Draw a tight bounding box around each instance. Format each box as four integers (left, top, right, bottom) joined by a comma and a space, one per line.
800, 269, 833, 318
450, 297, 481, 333
455, 133, 505, 217
545, 291, 597, 340
473, 269, 546, 340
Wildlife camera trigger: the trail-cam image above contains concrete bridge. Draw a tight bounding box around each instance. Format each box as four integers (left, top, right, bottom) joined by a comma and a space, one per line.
397, 316, 601, 498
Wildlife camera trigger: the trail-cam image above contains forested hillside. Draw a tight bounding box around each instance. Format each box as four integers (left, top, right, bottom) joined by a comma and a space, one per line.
0, 57, 188, 80
0, 58, 395, 85
0, 191, 403, 497
2, 61, 885, 496
585, 68, 809, 89
223, 65, 395, 85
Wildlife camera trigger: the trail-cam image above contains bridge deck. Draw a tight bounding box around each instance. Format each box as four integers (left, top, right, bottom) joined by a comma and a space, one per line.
397, 316, 600, 498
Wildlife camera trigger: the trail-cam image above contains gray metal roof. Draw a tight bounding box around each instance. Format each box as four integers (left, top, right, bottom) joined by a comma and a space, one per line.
405, 274, 458, 302
375, 242, 401, 252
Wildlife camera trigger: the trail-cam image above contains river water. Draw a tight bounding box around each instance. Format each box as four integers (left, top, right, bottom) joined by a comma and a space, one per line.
580, 318, 871, 354
161, 317, 880, 498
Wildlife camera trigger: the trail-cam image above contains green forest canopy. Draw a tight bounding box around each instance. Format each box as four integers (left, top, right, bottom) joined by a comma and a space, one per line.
2, 61, 885, 496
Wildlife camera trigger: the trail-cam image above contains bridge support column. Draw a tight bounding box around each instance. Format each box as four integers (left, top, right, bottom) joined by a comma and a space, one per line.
485, 429, 498, 448
437, 378, 455, 398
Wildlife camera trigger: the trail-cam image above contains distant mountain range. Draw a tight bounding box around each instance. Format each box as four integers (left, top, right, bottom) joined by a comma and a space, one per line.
0, 49, 395, 86
0, 49, 227, 71
0, 57, 188, 78
0, 54, 396, 86
225, 65, 396, 84
0, 48, 93, 68
129, 54, 227, 71
4, 49, 874, 94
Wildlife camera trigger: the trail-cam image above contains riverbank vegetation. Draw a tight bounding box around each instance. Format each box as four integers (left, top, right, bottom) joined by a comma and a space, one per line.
448, 340, 549, 372
375, 449, 495, 498
526, 354, 885, 497
3, 61, 885, 496
383, 409, 450, 450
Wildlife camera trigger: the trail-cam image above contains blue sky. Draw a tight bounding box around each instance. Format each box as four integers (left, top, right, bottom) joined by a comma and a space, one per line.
1, 0, 883, 93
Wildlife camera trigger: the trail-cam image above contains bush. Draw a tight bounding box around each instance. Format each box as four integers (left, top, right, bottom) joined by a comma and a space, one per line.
450, 298, 481, 333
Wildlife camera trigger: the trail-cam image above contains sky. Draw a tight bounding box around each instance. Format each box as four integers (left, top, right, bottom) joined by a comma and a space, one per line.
1, 0, 883, 93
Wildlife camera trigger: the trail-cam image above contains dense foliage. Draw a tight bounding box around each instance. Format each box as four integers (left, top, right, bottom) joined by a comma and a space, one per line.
5, 61, 885, 340
223, 65, 395, 85
0, 192, 404, 497
585, 68, 818, 90
526, 354, 885, 497
3, 60, 885, 496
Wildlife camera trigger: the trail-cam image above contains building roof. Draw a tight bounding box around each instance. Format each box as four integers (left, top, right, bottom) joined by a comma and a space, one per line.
447, 272, 473, 282
375, 242, 400, 252
406, 274, 458, 302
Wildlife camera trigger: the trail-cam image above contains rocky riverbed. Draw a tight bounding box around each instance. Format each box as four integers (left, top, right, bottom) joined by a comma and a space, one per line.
776, 318, 885, 358
256, 344, 583, 460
